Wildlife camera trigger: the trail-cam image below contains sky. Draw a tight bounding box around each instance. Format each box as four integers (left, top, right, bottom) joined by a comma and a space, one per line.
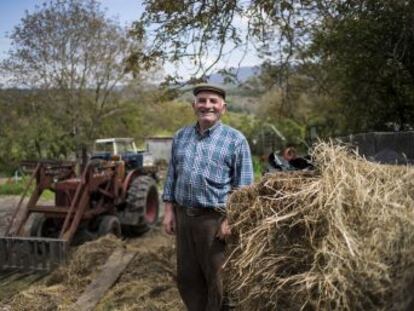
0, 0, 260, 79
0, 0, 144, 56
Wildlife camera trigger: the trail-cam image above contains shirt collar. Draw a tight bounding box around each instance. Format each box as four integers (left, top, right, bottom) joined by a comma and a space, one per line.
194, 121, 222, 137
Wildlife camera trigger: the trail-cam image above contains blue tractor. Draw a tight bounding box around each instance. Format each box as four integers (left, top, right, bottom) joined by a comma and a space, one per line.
91, 138, 155, 170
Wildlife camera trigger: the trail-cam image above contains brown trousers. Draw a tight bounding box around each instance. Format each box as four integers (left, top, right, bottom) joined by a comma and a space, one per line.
175, 205, 226, 311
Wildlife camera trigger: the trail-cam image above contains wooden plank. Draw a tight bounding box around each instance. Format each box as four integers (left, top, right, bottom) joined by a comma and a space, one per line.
69, 248, 136, 311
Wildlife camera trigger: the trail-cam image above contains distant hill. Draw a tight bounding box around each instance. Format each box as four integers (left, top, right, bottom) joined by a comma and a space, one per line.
208, 66, 261, 84
175, 66, 264, 114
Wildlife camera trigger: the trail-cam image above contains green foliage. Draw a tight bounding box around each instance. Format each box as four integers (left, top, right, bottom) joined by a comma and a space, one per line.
0, 177, 54, 200
0, 0, 147, 167
40, 190, 55, 201
3, 0, 412, 171
139, 0, 414, 135
252, 156, 263, 181
98, 94, 195, 144
276, 119, 305, 145
0, 179, 27, 196
309, 1, 414, 132
222, 112, 257, 139
222, 110, 306, 155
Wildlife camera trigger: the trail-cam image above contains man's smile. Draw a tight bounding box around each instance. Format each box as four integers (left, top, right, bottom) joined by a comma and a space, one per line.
198, 109, 217, 115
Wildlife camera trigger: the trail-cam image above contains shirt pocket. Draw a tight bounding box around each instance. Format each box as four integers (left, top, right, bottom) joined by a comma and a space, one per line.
204, 158, 230, 187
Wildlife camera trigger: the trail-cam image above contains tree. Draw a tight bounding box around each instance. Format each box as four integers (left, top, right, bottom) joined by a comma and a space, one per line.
137, 0, 414, 134
1, 0, 144, 161
309, 1, 414, 132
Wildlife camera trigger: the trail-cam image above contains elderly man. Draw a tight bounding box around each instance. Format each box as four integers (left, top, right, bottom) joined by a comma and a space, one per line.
162, 84, 254, 310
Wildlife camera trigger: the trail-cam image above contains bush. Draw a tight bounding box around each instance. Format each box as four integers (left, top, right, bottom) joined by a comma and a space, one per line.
0, 178, 27, 195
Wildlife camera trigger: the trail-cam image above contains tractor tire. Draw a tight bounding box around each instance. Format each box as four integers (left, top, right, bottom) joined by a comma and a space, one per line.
29, 214, 59, 238
123, 175, 159, 236
97, 215, 122, 238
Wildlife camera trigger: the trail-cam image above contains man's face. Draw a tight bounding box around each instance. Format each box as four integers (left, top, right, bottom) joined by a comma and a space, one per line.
192, 91, 226, 127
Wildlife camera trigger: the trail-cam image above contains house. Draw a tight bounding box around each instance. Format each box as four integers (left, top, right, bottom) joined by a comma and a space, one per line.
145, 137, 173, 164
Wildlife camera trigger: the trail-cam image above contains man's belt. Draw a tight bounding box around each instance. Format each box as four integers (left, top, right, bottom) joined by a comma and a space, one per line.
176, 205, 225, 217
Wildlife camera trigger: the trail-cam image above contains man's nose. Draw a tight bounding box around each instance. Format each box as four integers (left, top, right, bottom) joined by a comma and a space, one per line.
204, 99, 214, 107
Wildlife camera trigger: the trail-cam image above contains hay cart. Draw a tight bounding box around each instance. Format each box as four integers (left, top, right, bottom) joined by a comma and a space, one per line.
0, 159, 159, 271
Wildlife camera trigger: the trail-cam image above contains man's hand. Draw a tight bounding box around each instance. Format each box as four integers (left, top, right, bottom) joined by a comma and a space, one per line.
163, 202, 176, 235
216, 218, 231, 240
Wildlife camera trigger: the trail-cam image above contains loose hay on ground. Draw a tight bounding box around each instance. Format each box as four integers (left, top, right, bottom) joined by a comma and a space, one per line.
96, 243, 183, 311
2, 230, 183, 311
4, 235, 124, 310
226, 143, 414, 311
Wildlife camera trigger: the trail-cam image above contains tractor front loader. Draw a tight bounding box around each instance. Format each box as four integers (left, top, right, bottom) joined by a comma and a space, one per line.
0, 158, 159, 272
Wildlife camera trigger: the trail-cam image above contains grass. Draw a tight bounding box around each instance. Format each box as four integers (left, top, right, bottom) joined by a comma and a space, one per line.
40, 189, 55, 201
0, 178, 54, 200
0, 178, 28, 195
252, 156, 264, 182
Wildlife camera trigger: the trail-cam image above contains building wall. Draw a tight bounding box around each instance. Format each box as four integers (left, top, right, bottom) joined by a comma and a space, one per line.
146, 138, 173, 163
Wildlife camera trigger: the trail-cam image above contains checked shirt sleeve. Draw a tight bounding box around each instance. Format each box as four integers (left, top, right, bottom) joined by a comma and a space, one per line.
232, 138, 254, 188
162, 138, 176, 202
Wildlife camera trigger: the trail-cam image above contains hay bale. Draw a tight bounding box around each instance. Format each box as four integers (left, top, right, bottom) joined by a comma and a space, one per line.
226, 143, 414, 311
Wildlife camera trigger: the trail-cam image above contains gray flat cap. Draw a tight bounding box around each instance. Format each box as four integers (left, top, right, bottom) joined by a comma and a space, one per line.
193, 84, 226, 100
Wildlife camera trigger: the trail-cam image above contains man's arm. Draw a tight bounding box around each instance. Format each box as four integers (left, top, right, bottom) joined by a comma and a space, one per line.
162, 138, 177, 235
163, 201, 176, 235
162, 140, 176, 202
232, 138, 254, 188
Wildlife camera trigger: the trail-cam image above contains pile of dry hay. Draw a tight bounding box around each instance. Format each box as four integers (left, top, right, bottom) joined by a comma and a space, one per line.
94, 231, 182, 311
226, 143, 414, 311
5, 235, 124, 310
2, 231, 182, 311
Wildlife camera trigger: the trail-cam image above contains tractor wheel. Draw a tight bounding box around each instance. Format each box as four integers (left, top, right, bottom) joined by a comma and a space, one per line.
29, 214, 59, 238
124, 175, 159, 236
97, 215, 122, 238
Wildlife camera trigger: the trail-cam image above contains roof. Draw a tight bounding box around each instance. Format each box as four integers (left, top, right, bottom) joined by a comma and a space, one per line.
95, 138, 134, 143
145, 137, 173, 141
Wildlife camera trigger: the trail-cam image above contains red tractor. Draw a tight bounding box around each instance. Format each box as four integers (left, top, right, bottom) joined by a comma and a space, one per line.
0, 138, 160, 271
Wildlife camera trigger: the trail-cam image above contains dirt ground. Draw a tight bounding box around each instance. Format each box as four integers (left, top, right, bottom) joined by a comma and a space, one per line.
0, 195, 183, 311
0, 195, 54, 235
0, 196, 20, 235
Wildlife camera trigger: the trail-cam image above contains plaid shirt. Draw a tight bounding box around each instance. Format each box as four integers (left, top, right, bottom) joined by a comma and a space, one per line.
162, 122, 254, 208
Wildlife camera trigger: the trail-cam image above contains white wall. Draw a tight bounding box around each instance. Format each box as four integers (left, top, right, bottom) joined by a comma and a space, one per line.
146, 139, 173, 163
